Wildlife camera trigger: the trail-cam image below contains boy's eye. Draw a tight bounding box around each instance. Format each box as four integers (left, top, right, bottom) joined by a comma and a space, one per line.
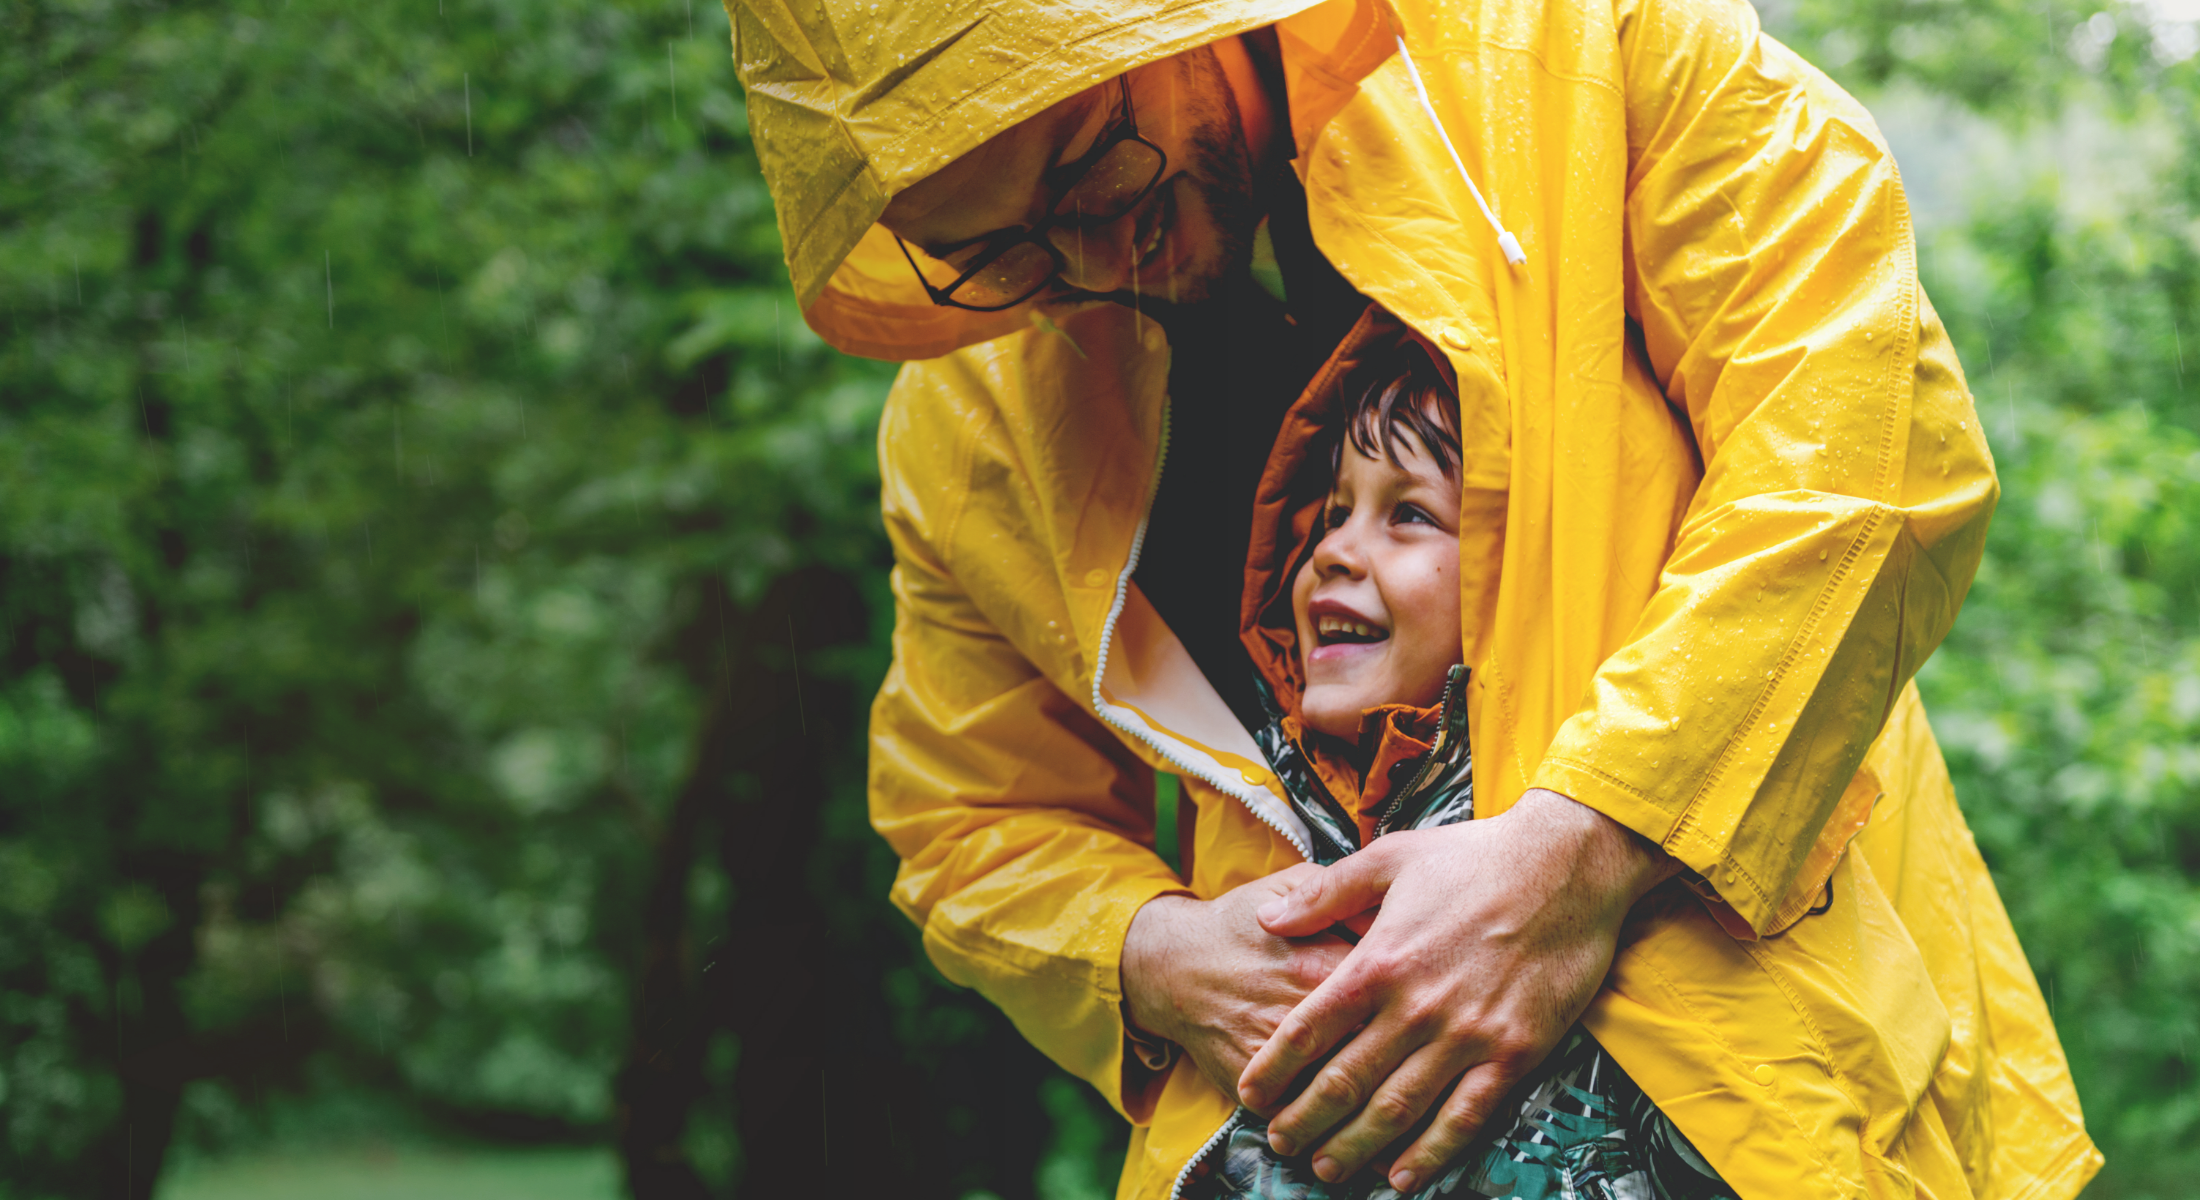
1323, 505, 1350, 531
1394, 502, 1434, 526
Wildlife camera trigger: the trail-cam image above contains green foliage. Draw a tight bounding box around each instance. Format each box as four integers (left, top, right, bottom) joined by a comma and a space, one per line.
160, 1145, 623, 1200
1775, 3, 2200, 1193
0, 0, 945, 1193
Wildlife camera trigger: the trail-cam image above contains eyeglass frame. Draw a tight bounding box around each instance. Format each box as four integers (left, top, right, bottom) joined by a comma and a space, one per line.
894, 76, 1169, 313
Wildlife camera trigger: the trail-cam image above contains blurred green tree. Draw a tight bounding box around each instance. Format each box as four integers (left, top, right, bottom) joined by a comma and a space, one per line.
0, 1, 1119, 1197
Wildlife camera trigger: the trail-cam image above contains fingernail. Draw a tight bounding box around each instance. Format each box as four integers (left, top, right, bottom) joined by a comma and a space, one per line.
1256, 899, 1284, 924
1313, 1156, 1340, 1182
1391, 1168, 1419, 1192
1267, 1131, 1296, 1156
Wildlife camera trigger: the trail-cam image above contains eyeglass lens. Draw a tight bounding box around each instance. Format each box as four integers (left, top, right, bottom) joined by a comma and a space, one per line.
923, 138, 1164, 307
1057, 139, 1164, 224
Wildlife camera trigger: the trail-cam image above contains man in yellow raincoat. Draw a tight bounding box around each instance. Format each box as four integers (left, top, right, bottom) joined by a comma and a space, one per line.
727, 0, 2101, 1196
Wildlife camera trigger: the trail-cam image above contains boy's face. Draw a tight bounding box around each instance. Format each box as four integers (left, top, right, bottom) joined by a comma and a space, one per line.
1291, 433, 1463, 740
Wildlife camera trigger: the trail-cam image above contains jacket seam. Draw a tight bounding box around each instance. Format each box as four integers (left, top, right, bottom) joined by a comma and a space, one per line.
1539, 753, 1655, 804
1479, 662, 1535, 792
1328, 0, 1394, 86
1997, 1135, 2102, 1200
932, 398, 989, 571
1876, 206, 1920, 504
1735, 936, 1877, 1162
1398, 5, 1624, 97
1665, 499, 1895, 918
1480, 39, 1624, 98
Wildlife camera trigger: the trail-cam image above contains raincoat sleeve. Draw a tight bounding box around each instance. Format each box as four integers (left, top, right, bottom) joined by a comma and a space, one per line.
1530, 0, 1997, 937
868, 360, 1191, 1120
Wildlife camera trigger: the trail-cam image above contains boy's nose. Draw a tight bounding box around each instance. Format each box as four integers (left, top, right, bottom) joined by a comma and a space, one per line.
1312, 524, 1368, 577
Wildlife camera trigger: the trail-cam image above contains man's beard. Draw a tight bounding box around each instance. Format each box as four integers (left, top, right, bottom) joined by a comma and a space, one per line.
1049, 47, 1262, 318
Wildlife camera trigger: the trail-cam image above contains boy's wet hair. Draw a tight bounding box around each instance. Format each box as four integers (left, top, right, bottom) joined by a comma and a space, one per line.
1332, 347, 1462, 480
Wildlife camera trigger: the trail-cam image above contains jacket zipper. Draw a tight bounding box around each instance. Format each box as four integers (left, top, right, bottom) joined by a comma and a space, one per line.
1167, 1109, 1247, 1200
1375, 664, 1468, 838
1089, 401, 1313, 861
1162, 676, 1470, 1196
1090, 401, 1313, 1200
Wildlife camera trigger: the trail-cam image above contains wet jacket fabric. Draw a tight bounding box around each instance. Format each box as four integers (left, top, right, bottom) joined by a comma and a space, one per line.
726, 0, 2101, 1196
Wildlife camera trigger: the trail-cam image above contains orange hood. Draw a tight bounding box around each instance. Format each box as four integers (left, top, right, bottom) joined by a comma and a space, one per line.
1240, 303, 1465, 842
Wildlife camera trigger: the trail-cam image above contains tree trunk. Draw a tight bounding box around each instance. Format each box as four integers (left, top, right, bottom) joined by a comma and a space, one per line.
100, 855, 206, 1200
616, 566, 865, 1199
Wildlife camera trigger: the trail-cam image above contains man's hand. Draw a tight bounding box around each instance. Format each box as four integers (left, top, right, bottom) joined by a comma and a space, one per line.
1121, 866, 1354, 1099
1235, 789, 1680, 1193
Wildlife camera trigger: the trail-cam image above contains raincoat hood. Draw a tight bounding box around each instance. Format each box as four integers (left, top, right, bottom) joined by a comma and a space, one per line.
1239, 305, 1472, 846
725, 0, 1386, 359
1241, 304, 1457, 717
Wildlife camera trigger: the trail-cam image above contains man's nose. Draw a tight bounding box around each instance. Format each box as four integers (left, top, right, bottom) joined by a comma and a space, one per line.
1050, 218, 1137, 295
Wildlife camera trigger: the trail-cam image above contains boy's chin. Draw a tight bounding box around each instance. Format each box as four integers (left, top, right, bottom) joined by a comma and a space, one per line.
1297, 691, 1373, 741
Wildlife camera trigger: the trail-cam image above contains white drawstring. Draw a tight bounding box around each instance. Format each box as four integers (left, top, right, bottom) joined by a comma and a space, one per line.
1393, 35, 1526, 268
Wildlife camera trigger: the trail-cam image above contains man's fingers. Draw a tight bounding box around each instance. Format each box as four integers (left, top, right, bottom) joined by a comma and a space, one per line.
1300, 1043, 1469, 1182
1385, 1061, 1517, 1195
1254, 840, 1399, 937
1255, 1010, 1425, 1159
1234, 972, 1375, 1112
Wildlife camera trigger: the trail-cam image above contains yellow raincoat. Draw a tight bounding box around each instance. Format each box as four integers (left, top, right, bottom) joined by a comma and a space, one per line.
728, 0, 2100, 1196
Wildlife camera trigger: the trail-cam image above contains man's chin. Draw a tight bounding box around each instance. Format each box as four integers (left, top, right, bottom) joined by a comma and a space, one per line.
1046, 265, 1234, 316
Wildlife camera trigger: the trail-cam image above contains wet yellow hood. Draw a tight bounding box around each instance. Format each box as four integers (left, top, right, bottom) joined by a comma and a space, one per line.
726, 0, 1353, 359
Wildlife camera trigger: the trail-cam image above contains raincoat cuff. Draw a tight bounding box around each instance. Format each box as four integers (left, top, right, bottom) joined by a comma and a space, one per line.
1529, 757, 1778, 934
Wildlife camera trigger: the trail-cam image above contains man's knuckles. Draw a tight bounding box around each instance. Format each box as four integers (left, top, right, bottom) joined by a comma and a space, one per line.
1398, 1096, 1492, 1173
1343, 944, 1425, 990
1269, 1013, 1332, 1060
1283, 1073, 1367, 1131
1359, 1084, 1426, 1134
1285, 950, 1338, 991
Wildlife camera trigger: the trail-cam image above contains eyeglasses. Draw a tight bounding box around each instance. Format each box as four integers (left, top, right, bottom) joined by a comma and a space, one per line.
896, 77, 1168, 312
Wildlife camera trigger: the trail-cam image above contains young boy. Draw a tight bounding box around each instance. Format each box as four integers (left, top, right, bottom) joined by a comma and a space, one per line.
1187, 311, 1733, 1200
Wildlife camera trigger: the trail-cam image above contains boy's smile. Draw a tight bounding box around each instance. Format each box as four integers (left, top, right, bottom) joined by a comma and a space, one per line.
1291, 432, 1463, 741
1309, 597, 1388, 649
